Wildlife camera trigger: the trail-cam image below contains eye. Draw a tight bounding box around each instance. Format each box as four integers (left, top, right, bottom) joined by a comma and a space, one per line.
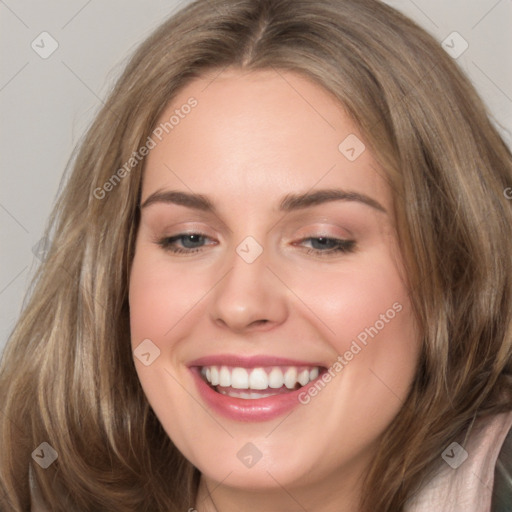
296, 237, 356, 257
155, 233, 215, 254
154, 233, 356, 257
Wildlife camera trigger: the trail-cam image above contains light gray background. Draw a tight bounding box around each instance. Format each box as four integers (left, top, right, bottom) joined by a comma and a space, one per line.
1, 0, 511, 356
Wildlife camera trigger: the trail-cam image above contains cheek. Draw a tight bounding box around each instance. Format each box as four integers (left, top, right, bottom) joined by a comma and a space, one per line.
289, 249, 420, 405
128, 248, 209, 346
289, 258, 419, 449
292, 255, 411, 348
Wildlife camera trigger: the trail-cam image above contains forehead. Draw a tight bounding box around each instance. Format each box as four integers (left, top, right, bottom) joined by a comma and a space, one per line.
141, 68, 392, 214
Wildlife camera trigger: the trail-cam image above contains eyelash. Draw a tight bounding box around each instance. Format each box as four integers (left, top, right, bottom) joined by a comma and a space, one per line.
155, 233, 356, 257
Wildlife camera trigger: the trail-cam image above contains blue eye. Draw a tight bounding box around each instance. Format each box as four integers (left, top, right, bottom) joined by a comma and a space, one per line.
156, 233, 212, 254
155, 233, 356, 257
300, 237, 356, 256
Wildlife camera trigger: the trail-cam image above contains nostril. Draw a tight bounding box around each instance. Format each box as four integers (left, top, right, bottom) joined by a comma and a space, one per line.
250, 319, 269, 327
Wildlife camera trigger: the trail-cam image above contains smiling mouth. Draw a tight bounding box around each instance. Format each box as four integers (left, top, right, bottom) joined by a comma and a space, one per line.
198, 365, 327, 399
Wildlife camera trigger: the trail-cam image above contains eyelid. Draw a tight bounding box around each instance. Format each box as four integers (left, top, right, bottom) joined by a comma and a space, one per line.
153, 222, 353, 244
157, 223, 217, 237
293, 223, 353, 240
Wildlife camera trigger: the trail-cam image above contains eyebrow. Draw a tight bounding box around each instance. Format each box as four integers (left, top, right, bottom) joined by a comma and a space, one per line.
140, 188, 387, 214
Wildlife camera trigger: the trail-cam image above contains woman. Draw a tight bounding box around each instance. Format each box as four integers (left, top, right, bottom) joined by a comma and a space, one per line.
1, 0, 511, 510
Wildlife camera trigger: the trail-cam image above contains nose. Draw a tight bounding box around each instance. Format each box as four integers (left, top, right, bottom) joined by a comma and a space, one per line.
208, 241, 288, 333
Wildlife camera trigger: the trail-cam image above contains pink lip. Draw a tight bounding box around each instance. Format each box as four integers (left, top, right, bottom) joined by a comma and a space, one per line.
187, 353, 325, 368
188, 355, 327, 422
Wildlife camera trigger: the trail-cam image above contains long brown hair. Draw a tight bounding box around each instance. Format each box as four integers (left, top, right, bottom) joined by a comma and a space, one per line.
1, 0, 511, 510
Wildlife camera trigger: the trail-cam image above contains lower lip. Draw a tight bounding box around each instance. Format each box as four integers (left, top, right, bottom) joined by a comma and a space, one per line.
189, 367, 322, 422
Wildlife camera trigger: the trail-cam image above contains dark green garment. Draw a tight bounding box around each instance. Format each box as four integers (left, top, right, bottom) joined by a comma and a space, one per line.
491, 427, 512, 511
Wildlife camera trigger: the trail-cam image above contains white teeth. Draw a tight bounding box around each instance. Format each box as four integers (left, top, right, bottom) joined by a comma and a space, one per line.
218, 389, 276, 399
268, 367, 284, 388
200, 364, 322, 391
210, 366, 219, 386
219, 366, 230, 387
249, 368, 268, 390
297, 369, 310, 386
284, 367, 298, 389
231, 367, 249, 389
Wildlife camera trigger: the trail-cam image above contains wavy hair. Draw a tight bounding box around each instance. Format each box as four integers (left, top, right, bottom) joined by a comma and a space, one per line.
1, 0, 512, 510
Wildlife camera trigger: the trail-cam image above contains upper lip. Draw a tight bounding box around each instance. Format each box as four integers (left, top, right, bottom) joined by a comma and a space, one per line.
187, 354, 327, 368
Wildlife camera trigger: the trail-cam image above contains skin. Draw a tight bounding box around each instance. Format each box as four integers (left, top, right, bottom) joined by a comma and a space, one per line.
129, 68, 421, 512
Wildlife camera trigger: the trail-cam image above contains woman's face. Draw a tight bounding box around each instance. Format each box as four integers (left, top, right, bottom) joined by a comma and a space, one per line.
129, 68, 420, 506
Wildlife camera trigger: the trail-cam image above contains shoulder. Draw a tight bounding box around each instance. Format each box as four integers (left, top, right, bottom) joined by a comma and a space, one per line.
491, 420, 512, 511
405, 410, 512, 512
